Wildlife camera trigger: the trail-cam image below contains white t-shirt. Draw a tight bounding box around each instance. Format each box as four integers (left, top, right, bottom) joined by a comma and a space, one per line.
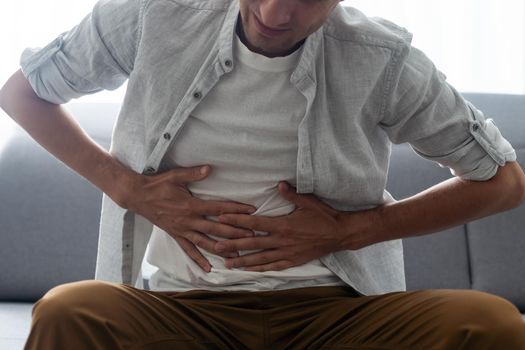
146, 34, 344, 291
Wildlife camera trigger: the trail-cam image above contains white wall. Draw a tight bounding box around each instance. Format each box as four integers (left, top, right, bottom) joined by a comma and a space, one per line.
1, 0, 524, 106
0, 0, 124, 103
343, 0, 525, 94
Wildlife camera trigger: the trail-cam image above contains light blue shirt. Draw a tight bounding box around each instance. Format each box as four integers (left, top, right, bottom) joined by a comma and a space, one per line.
19, 0, 516, 295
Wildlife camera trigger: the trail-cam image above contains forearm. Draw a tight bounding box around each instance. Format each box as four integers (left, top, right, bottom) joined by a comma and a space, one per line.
0, 69, 134, 206
341, 161, 525, 249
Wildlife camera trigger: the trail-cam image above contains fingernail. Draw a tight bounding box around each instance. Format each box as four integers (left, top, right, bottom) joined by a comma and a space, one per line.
224, 259, 233, 269
245, 231, 253, 237
248, 207, 256, 214
200, 166, 208, 175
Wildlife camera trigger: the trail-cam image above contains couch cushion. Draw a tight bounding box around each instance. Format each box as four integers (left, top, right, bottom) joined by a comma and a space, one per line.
468, 207, 525, 311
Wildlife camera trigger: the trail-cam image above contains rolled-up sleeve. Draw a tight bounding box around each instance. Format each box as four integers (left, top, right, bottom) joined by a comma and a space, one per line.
380, 46, 516, 181
19, 0, 144, 104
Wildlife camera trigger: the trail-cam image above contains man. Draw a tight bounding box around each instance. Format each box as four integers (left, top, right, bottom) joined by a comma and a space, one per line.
1, 0, 525, 348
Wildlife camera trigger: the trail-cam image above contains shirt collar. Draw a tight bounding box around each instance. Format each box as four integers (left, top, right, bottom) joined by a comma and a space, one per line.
234, 33, 302, 72
218, 0, 324, 80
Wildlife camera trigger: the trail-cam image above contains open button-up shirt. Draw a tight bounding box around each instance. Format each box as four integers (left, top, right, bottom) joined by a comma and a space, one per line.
19, 0, 516, 295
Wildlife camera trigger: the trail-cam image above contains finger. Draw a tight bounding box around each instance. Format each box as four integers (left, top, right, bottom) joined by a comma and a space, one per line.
154, 198, 256, 219
244, 260, 294, 272
278, 182, 337, 215
277, 181, 316, 209
174, 236, 212, 272
224, 250, 285, 269
192, 198, 257, 216
215, 236, 290, 253
182, 230, 240, 259
218, 213, 276, 232
192, 219, 254, 239
166, 165, 211, 184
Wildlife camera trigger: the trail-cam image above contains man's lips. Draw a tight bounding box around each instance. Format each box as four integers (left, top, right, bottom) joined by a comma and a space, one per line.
252, 12, 290, 37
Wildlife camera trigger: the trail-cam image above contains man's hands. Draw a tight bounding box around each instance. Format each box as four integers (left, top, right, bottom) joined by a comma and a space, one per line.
122, 165, 256, 272
117, 166, 377, 274
213, 182, 374, 272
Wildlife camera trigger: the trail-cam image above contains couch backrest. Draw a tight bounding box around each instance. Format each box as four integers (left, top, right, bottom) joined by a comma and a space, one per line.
0, 103, 119, 301
454, 94, 525, 308
0, 94, 523, 310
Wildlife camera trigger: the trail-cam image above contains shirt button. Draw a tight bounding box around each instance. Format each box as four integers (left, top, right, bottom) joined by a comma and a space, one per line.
193, 91, 202, 99
163, 132, 171, 140
144, 166, 156, 174
472, 124, 480, 132
225, 59, 232, 67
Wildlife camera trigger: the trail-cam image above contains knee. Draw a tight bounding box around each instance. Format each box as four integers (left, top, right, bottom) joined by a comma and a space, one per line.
431, 289, 525, 348
463, 291, 525, 347
32, 280, 119, 325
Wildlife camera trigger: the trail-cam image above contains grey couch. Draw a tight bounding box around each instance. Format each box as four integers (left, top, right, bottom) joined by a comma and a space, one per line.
0, 93, 524, 349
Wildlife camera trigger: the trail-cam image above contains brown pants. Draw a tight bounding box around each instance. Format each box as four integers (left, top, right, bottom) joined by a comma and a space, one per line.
25, 280, 525, 350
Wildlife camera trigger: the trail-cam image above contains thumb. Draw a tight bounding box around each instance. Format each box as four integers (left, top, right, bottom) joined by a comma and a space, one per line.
170, 165, 211, 184
278, 181, 313, 209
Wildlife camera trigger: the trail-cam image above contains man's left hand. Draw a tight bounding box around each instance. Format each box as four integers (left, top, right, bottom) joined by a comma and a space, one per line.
214, 182, 373, 272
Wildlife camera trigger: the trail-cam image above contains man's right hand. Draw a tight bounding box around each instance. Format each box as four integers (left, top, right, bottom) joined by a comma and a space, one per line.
121, 165, 256, 272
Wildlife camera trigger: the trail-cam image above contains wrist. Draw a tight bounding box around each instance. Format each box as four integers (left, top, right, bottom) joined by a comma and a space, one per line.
98, 156, 139, 209
338, 206, 387, 250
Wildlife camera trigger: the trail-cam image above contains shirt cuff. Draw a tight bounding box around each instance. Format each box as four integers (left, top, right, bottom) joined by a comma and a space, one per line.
20, 34, 89, 104
413, 102, 517, 181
